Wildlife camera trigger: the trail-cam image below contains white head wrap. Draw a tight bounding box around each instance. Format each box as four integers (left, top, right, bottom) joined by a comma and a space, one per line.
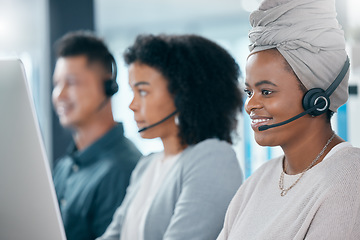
249, 0, 349, 112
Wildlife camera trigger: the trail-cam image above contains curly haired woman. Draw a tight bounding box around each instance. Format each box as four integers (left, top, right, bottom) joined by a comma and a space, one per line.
97, 34, 244, 240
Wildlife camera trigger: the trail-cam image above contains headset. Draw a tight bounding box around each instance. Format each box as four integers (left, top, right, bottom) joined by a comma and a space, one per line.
103, 54, 119, 97
94, 54, 119, 112
138, 110, 178, 133
258, 56, 350, 131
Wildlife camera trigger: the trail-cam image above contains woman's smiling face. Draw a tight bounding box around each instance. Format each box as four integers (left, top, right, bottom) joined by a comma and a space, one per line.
244, 49, 310, 147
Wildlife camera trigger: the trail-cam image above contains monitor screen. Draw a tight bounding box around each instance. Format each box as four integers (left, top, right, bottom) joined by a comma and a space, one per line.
0, 59, 66, 240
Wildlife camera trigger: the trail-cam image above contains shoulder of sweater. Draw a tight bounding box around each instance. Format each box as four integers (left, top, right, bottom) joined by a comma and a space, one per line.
307, 146, 360, 200
129, 152, 161, 180
181, 138, 236, 164
247, 155, 283, 179
336, 144, 360, 154
175, 138, 242, 178
227, 156, 283, 207
320, 145, 360, 178
326, 145, 360, 165
233, 155, 282, 192
189, 138, 234, 154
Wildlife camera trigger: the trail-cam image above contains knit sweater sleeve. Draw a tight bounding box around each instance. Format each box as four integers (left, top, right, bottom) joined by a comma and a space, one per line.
304, 147, 360, 240
216, 157, 279, 240
162, 139, 243, 240
216, 187, 242, 240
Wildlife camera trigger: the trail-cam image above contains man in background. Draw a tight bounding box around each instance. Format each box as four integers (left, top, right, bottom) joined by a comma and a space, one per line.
52, 31, 142, 240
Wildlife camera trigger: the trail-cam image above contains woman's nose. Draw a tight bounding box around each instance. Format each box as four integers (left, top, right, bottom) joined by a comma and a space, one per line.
244, 93, 262, 115
129, 96, 138, 112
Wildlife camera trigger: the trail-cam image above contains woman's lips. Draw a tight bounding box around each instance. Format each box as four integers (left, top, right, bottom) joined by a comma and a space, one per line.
135, 120, 146, 128
250, 116, 272, 129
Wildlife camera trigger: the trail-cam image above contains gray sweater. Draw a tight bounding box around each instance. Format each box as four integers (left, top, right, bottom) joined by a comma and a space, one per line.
98, 138, 243, 240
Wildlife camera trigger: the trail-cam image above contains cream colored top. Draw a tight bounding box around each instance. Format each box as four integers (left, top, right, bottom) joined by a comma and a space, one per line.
121, 152, 181, 240
218, 142, 360, 240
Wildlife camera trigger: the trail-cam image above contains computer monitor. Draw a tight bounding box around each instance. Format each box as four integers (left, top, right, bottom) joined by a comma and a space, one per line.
0, 59, 66, 240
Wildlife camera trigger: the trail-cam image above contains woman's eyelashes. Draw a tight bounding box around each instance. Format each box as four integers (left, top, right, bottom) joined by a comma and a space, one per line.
261, 89, 273, 96
129, 86, 149, 97
244, 88, 253, 97
243, 88, 274, 97
138, 89, 148, 97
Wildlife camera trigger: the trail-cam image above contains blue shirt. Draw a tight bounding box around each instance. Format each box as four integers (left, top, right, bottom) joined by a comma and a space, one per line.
53, 123, 142, 240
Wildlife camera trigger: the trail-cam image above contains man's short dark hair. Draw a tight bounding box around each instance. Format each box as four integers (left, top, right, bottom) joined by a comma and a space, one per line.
54, 30, 115, 76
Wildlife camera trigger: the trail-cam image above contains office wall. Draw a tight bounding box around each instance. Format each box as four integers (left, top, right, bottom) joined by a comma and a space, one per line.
48, 0, 95, 162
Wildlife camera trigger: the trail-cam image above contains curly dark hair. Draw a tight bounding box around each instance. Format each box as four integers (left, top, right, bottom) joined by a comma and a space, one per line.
54, 30, 115, 77
124, 34, 243, 145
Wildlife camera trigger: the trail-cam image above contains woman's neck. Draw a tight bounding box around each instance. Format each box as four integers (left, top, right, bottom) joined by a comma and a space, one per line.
161, 135, 186, 158
281, 126, 342, 175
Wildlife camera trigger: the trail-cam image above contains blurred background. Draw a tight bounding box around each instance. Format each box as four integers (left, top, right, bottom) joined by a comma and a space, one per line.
1, 0, 359, 178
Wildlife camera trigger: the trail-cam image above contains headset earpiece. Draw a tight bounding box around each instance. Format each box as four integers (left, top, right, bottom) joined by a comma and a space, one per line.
104, 78, 119, 97
302, 88, 330, 116
103, 54, 119, 97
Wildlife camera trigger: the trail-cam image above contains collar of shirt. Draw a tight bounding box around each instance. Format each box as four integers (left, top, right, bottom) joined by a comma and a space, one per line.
66, 122, 125, 167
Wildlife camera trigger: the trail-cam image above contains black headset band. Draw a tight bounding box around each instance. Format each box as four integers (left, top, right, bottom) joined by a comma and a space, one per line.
108, 53, 117, 81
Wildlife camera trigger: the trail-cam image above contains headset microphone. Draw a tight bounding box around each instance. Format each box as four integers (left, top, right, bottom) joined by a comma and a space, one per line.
138, 110, 178, 133
258, 102, 326, 131
95, 98, 110, 113
258, 56, 350, 131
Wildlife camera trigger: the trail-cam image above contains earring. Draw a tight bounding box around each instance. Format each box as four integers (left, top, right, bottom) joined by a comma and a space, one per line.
175, 115, 179, 126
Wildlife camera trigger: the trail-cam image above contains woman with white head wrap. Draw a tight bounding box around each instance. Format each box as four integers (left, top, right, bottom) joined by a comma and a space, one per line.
217, 0, 360, 239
